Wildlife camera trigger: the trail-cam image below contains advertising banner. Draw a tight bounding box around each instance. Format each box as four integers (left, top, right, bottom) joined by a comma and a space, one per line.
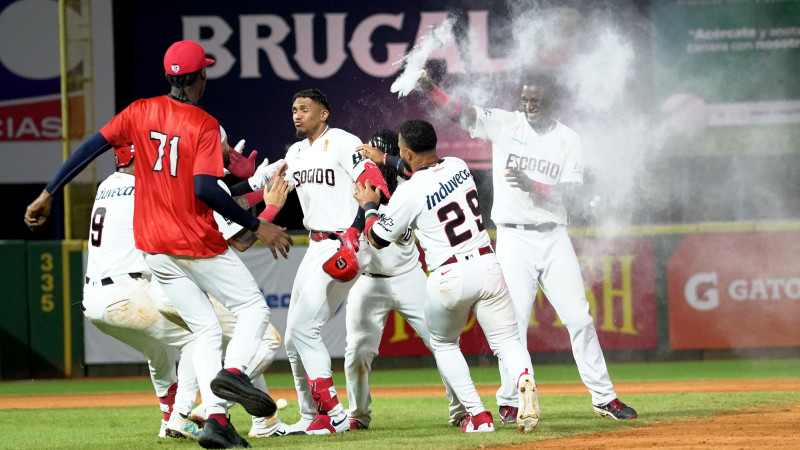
667, 233, 800, 349
652, 0, 800, 153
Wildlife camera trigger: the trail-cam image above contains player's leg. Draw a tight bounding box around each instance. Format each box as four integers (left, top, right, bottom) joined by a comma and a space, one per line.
344, 275, 391, 429
425, 264, 493, 433
392, 269, 467, 426
144, 253, 229, 418
538, 229, 616, 406
165, 340, 204, 440
285, 240, 357, 434
473, 255, 539, 433
494, 226, 541, 419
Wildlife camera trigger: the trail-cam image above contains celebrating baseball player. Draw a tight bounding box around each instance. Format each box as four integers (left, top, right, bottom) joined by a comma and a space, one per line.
417, 70, 638, 421
345, 129, 466, 430
24, 40, 293, 449
353, 119, 539, 434
276, 89, 390, 435
82, 144, 201, 440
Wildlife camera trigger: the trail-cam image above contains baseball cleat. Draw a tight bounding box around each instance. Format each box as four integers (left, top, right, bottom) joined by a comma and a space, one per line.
166, 412, 203, 439
158, 419, 168, 438
498, 405, 518, 424
462, 411, 494, 433
594, 398, 638, 420
349, 418, 369, 430
282, 417, 314, 436
450, 414, 469, 428
304, 410, 350, 435
198, 416, 250, 449
517, 374, 540, 433
248, 415, 290, 437
190, 404, 207, 427
210, 369, 277, 418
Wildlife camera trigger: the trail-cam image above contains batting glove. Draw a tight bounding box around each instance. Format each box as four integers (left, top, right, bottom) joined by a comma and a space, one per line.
248, 158, 285, 191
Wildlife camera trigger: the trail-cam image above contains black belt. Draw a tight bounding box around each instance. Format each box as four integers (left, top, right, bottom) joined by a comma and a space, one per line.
85, 272, 143, 286
362, 273, 391, 278
440, 246, 493, 267
498, 222, 559, 232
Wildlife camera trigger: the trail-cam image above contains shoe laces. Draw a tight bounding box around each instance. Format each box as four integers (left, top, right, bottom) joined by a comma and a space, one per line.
607, 399, 627, 412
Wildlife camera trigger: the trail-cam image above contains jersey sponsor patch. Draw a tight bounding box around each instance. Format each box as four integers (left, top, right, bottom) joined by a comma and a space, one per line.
293, 167, 336, 188
424, 168, 472, 210
95, 185, 134, 200
505, 153, 561, 179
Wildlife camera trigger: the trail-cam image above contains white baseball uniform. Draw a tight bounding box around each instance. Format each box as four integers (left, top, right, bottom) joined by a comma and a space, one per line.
283, 126, 369, 422
345, 192, 465, 427
371, 156, 534, 416
82, 171, 198, 419
470, 106, 617, 407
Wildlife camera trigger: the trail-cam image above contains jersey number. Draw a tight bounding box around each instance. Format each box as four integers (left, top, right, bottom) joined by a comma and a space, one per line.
437, 189, 485, 247
90, 207, 106, 247
150, 131, 180, 177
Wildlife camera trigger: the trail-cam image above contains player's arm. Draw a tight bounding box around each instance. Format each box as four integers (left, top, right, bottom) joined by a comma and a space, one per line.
353, 179, 387, 249
229, 158, 288, 196
25, 132, 112, 229
417, 69, 477, 129
227, 229, 258, 252
356, 143, 411, 178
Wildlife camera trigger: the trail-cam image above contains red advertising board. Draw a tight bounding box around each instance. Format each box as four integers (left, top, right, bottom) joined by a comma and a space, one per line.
668, 233, 800, 350
378, 237, 658, 356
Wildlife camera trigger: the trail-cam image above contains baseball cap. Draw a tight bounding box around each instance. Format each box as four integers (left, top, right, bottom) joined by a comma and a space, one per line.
163, 40, 215, 75
114, 144, 135, 167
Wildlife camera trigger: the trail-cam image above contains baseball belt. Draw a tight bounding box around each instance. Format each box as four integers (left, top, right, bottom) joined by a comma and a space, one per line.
85, 272, 144, 286
440, 245, 494, 267
310, 231, 345, 242
498, 222, 559, 232
362, 273, 391, 278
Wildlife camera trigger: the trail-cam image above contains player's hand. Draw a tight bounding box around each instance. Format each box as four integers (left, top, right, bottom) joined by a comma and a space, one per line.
24, 190, 54, 230
356, 143, 385, 165
417, 68, 435, 93
505, 168, 535, 192
263, 162, 290, 209
334, 227, 361, 253
255, 219, 293, 260
353, 179, 381, 208
228, 148, 258, 179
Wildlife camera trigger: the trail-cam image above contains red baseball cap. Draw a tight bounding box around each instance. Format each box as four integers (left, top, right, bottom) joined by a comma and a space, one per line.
163, 40, 215, 76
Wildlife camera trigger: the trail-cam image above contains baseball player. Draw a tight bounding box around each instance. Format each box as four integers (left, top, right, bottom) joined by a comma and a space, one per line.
345, 129, 466, 430
24, 40, 293, 449
417, 70, 638, 421
277, 89, 390, 435
82, 144, 201, 440
354, 119, 539, 434
152, 130, 292, 438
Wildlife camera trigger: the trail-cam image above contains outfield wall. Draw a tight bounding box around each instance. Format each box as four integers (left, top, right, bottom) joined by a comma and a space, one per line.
3, 222, 800, 379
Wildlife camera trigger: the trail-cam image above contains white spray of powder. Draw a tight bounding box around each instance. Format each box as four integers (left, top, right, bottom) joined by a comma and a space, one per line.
390, 18, 454, 98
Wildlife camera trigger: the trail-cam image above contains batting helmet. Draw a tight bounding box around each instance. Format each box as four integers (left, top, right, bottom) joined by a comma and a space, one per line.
114, 144, 135, 167
322, 233, 360, 282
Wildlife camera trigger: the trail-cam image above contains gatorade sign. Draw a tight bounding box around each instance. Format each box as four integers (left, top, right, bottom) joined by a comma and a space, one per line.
667, 233, 800, 349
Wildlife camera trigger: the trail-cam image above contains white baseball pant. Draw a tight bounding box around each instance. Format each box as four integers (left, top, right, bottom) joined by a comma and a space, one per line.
82, 275, 197, 414
345, 268, 465, 427
144, 248, 269, 416
286, 238, 359, 420
425, 250, 534, 416
495, 226, 616, 407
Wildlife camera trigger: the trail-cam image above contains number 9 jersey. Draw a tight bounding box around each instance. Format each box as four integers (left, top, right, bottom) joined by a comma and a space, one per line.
100, 96, 227, 257
371, 157, 491, 271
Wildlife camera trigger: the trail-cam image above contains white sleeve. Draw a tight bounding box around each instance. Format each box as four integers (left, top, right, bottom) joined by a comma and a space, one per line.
213, 181, 245, 240
339, 133, 368, 181
371, 184, 419, 244
469, 106, 515, 143
248, 158, 286, 191
559, 132, 584, 184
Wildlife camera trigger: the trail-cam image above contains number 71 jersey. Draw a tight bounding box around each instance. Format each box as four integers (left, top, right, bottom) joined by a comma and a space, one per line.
372, 157, 491, 270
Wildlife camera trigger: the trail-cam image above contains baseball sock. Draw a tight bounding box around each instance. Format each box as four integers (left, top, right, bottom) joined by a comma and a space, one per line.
308, 376, 339, 413
224, 367, 243, 375
209, 413, 229, 426
158, 383, 178, 422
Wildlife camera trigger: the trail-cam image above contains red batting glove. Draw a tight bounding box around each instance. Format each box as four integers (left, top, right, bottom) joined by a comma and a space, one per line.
228, 150, 258, 179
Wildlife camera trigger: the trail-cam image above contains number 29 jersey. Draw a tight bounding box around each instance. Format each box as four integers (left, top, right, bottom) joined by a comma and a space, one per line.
372, 157, 491, 270
100, 96, 227, 257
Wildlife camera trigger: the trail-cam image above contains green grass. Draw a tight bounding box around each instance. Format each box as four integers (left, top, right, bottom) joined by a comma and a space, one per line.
0, 359, 798, 449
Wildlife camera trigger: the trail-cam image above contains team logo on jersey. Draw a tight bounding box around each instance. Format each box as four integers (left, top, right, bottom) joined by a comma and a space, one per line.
425, 168, 472, 210
505, 154, 560, 179
95, 185, 134, 200
481, 107, 493, 117
293, 168, 335, 188
171, 64, 180, 74
351, 152, 365, 168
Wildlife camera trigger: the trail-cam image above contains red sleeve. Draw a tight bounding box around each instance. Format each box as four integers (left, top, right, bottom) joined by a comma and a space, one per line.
356, 162, 390, 199
193, 118, 224, 178
99, 103, 134, 147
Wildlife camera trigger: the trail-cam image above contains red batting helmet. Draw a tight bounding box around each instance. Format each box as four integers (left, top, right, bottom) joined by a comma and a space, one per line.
322, 234, 360, 282
114, 144, 135, 167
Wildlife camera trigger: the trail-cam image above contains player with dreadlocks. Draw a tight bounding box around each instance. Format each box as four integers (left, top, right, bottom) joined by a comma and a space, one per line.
342, 130, 467, 431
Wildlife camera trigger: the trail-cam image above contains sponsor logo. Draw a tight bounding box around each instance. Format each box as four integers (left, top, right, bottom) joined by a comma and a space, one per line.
425, 168, 472, 209
171, 64, 180, 73
293, 167, 335, 187
684, 272, 800, 311
684, 272, 719, 311
95, 185, 135, 200
505, 154, 561, 179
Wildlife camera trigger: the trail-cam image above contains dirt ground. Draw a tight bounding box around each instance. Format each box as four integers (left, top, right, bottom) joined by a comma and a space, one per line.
2, 379, 799, 448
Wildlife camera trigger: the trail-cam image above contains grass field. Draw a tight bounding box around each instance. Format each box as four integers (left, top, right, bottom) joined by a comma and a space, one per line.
1, 358, 799, 449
